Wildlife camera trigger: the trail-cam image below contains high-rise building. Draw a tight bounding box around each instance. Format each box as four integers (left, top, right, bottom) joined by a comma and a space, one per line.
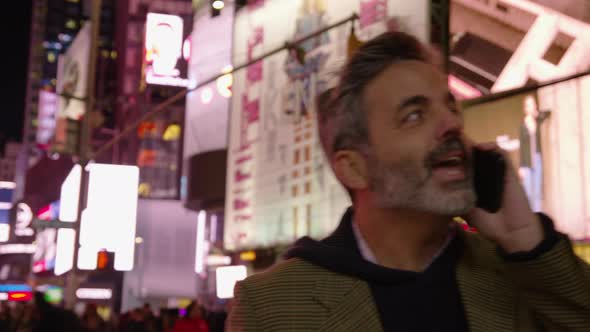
19, 0, 119, 204
114, 0, 192, 199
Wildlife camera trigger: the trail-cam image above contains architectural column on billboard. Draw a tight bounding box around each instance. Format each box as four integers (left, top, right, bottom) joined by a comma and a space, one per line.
225, 0, 430, 253
538, 79, 590, 240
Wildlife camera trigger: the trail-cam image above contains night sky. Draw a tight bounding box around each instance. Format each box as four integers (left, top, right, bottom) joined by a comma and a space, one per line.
3, 0, 32, 147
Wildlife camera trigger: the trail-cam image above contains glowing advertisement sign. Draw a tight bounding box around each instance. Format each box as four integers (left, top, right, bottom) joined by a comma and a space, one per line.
225, 0, 430, 250
55, 164, 139, 274
78, 164, 139, 271
56, 22, 91, 120
216, 265, 247, 299
0, 182, 14, 242
452, 0, 590, 239
36, 91, 58, 148
145, 13, 190, 87
32, 201, 60, 273
76, 288, 112, 300
463, 91, 590, 240
54, 165, 81, 276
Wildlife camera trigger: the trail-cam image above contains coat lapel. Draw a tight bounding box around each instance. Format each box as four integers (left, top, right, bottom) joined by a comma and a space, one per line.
456, 232, 516, 332
314, 276, 383, 332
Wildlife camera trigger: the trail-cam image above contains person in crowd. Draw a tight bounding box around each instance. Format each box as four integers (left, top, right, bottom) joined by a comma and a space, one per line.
0, 302, 12, 332
80, 303, 106, 332
32, 292, 83, 332
227, 31, 590, 331
120, 308, 149, 332
172, 301, 209, 332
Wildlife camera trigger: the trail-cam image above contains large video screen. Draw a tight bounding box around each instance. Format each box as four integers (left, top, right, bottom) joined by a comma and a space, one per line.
463, 90, 590, 240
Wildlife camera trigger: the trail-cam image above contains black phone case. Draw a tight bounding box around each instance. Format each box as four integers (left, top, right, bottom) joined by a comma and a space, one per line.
473, 148, 506, 213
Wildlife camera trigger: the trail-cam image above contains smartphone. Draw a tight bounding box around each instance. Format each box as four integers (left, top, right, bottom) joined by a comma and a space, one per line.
472, 148, 506, 213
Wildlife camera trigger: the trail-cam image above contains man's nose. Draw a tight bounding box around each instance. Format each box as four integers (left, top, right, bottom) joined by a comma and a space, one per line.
435, 107, 464, 141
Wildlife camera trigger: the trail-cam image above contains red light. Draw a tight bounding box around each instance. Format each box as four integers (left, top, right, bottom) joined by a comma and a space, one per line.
8, 291, 33, 302
97, 251, 109, 269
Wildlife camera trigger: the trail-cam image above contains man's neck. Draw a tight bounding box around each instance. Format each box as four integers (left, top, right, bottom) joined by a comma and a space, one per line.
354, 202, 453, 272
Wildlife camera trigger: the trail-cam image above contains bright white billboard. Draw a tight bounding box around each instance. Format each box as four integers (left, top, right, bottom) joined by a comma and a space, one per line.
145, 13, 190, 87
55, 164, 139, 275
79, 164, 139, 271
224, 0, 430, 250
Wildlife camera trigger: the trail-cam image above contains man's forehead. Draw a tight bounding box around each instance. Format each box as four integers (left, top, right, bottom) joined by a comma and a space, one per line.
364, 61, 449, 105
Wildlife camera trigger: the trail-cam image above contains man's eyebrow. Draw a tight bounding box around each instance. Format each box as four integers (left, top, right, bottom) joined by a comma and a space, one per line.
397, 95, 429, 111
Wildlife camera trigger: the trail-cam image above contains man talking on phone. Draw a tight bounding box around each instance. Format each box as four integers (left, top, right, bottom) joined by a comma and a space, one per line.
227, 32, 590, 332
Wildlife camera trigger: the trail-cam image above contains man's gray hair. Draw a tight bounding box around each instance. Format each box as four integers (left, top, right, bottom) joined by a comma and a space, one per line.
317, 31, 432, 159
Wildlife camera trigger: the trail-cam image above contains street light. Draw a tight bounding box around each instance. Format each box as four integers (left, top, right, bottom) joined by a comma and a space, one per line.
212, 0, 224, 10
211, 0, 224, 17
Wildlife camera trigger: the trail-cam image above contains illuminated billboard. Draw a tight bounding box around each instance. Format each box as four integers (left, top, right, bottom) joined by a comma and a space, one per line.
78, 164, 139, 271
36, 91, 58, 148
216, 265, 247, 299
463, 90, 590, 240
54, 165, 81, 276
0, 182, 14, 242
451, 0, 590, 240
225, 0, 430, 250
56, 22, 91, 120
145, 13, 190, 88
32, 201, 60, 274
54, 164, 139, 275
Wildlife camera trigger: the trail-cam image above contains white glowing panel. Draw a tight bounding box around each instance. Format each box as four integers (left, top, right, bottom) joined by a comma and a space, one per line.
194, 211, 207, 274
0, 244, 36, 255
216, 265, 247, 299
54, 165, 81, 275
0, 292, 7, 301
0, 182, 16, 189
206, 255, 231, 266
0, 224, 10, 243
75, 288, 112, 300
54, 229, 75, 276
145, 13, 188, 87
59, 165, 81, 222
78, 164, 139, 271
37, 91, 58, 146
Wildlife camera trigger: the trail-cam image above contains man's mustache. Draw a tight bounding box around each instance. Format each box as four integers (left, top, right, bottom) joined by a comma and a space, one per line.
425, 138, 470, 170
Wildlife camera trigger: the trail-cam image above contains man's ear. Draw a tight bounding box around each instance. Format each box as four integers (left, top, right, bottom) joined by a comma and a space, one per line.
332, 150, 369, 191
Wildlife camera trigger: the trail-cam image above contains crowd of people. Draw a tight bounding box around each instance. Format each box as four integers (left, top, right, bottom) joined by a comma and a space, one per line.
0, 292, 225, 332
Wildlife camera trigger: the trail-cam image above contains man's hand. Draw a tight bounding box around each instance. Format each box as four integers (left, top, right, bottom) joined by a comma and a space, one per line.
468, 142, 544, 253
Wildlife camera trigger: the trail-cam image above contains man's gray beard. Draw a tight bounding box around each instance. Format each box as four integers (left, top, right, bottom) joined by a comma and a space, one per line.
368, 157, 476, 216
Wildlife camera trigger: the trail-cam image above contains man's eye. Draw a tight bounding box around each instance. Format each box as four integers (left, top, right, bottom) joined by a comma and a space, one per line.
403, 110, 423, 123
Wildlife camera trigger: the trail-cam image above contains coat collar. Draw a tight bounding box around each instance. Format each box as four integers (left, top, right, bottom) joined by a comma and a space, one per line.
308, 208, 517, 332
312, 274, 383, 332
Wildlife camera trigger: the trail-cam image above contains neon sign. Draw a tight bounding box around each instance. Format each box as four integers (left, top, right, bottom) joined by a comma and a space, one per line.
75, 288, 112, 300
145, 13, 190, 87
